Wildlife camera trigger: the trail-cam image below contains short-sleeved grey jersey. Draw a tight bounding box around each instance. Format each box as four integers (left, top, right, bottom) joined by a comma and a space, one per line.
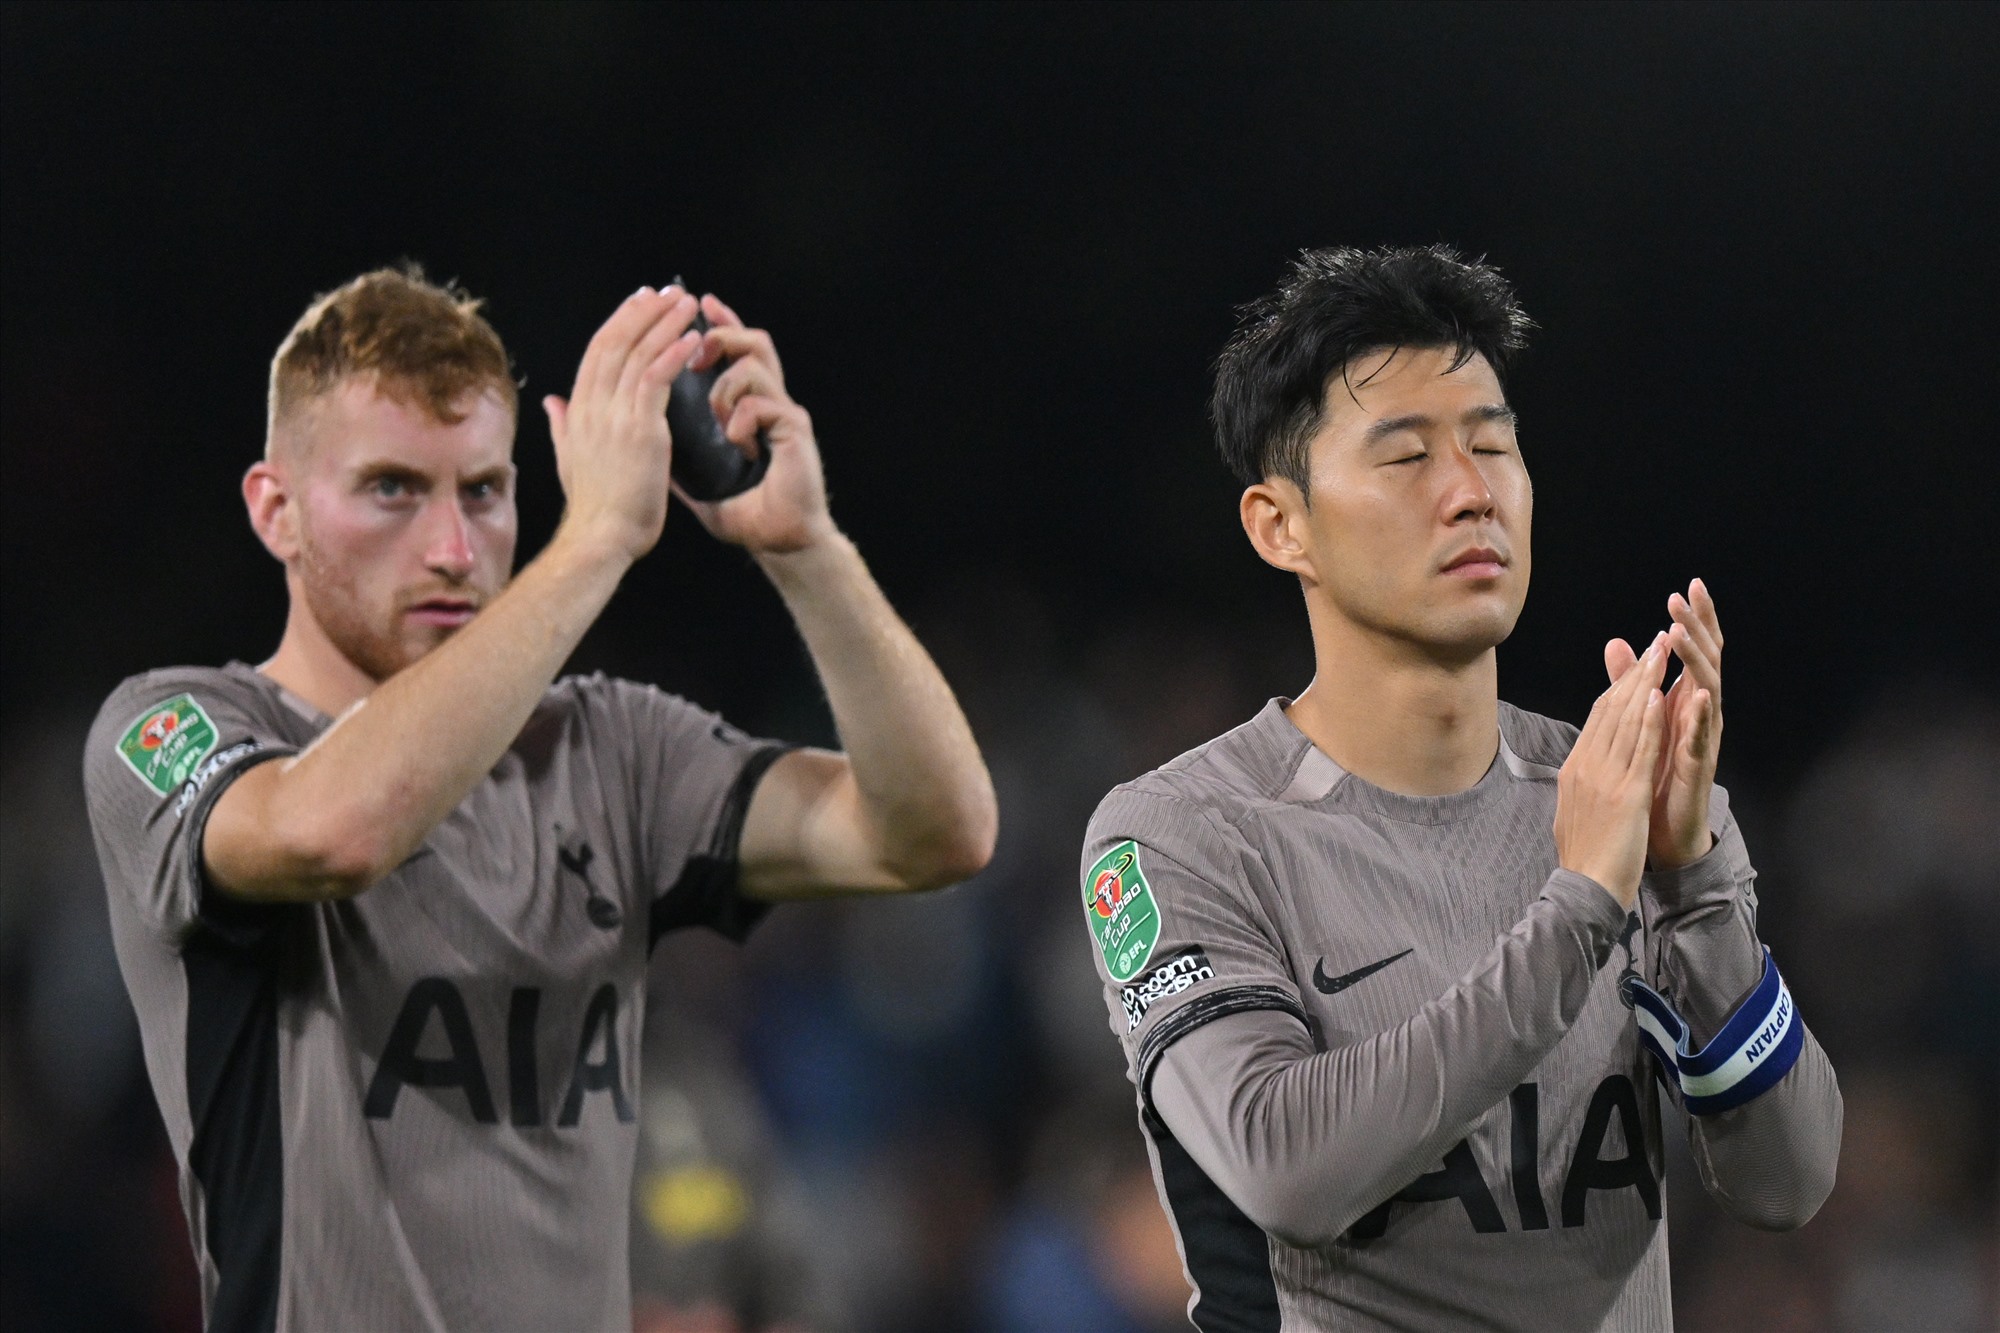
1081, 699, 1840, 1332
84, 663, 790, 1333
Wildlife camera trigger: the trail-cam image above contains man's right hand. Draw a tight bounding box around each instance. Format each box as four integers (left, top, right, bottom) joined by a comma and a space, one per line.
1554, 632, 1669, 909
542, 286, 703, 562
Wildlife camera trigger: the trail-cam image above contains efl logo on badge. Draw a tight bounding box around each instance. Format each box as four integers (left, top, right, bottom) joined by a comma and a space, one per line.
1084, 839, 1160, 983
116, 694, 220, 795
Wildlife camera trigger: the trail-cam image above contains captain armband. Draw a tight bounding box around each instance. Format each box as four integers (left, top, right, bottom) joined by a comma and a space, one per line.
1621, 950, 1803, 1115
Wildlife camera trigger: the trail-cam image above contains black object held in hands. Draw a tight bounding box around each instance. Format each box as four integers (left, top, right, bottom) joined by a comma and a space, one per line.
666, 283, 771, 501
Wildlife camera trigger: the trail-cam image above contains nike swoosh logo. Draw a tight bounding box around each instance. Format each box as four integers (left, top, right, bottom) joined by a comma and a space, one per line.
1313, 948, 1414, 995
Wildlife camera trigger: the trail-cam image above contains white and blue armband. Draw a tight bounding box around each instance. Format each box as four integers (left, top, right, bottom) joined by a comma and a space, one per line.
1621, 949, 1803, 1115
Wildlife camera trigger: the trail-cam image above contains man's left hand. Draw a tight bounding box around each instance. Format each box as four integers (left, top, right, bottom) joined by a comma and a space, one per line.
674, 294, 836, 554
1604, 577, 1724, 870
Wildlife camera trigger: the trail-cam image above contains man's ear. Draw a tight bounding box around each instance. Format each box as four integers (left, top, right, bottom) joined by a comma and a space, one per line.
1240, 478, 1317, 581
244, 460, 300, 563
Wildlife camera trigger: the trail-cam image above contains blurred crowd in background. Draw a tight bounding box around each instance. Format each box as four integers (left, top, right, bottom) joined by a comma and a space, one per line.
4, 598, 1994, 1331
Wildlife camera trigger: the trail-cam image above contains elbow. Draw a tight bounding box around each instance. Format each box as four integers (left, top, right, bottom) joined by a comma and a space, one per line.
943, 780, 1001, 882
1715, 1060, 1844, 1232
1731, 1157, 1838, 1232
1230, 1178, 1344, 1249
269, 814, 395, 900
940, 799, 1000, 884
886, 791, 999, 892
890, 830, 994, 892
1243, 1174, 1395, 1249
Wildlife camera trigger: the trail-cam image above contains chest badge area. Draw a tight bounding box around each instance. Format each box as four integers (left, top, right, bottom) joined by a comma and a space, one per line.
556, 823, 621, 931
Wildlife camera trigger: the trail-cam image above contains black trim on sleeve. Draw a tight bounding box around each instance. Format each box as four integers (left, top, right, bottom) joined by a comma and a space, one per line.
650, 743, 797, 949
183, 920, 288, 1333
1143, 1105, 1281, 1333
1137, 985, 1310, 1103
189, 748, 296, 951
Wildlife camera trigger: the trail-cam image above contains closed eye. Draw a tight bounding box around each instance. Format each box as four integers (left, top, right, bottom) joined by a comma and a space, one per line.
1386, 453, 1426, 466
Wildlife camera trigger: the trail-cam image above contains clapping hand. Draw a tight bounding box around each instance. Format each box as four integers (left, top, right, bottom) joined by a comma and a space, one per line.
1603, 578, 1724, 870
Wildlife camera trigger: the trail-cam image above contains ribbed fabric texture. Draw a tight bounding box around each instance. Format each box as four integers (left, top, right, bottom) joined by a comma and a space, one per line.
1082, 700, 1840, 1331
86, 664, 782, 1332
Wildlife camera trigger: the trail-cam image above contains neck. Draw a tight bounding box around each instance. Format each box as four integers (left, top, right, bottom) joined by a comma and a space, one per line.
258, 578, 380, 719
1284, 603, 1500, 797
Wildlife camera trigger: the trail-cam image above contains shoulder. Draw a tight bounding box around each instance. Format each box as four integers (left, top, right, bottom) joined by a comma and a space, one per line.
544, 673, 722, 730
539, 673, 759, 763
84, 664, 284, 815
88, 665, 272, 755
1087, 711, 1298, 868
1499, 700, 1580, 773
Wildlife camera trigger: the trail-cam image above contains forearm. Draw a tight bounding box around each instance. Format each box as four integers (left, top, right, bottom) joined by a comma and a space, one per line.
1641, 815, 1764, 1039
1150, 870, 1623, 1245
1642, 812, 1843, 1228
209, 526, 631, 898
755, 531, 996, 884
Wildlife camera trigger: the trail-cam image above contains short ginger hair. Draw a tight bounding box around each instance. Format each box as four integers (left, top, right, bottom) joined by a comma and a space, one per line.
267, 264, 516, 453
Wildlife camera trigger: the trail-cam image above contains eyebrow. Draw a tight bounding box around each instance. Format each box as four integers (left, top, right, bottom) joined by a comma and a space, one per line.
1363, 403, 1517, 444
352, 460, 427, 484
350, 460, 515, 487
459, 464, 515, 488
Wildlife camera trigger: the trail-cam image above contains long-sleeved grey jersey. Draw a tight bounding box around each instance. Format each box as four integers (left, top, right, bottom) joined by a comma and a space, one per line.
1080, 700, 1841, 1332
84, 663, 790, 1333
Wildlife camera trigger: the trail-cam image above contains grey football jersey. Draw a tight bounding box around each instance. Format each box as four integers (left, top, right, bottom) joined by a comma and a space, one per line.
84, 662, 790, 1333
1081, 700, 1840, 1333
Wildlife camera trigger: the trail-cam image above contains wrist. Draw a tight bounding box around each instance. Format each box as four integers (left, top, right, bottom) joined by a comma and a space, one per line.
1647, 831, 1715, 873
1565, 865, 1638, 912
545, 516, 643, 577
1643, 820, 1753, 911
753, 522, 853, 586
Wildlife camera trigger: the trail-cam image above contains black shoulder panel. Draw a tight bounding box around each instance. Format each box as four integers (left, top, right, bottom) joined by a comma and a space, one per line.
183, 923, 287, 1332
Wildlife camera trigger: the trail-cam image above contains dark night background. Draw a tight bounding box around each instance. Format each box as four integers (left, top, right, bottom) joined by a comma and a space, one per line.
3, 5, 1995, 1331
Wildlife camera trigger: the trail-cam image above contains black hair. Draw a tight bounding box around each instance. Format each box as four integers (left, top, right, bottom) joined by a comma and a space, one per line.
1209, 244, 1535, 490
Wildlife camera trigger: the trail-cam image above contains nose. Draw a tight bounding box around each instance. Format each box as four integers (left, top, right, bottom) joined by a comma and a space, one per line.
423, 496, 477, 580
1440, 443, 1497, 524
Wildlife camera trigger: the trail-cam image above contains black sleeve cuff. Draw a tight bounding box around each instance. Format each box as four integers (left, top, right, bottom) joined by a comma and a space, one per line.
650, 743, 796, 948
190, 747, 300, 952
1137, 985, 1310, 1107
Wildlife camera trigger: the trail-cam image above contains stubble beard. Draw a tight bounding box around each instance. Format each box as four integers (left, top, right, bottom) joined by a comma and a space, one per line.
297, 538, 435, 684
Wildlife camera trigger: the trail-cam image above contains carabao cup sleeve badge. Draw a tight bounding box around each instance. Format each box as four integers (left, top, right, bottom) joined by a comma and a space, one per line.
1085, 840, 1161, 983
115, 693, 221, 795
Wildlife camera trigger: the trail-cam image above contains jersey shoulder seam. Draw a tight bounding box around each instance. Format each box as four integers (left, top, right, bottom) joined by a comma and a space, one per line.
1097, 779, 1287, 914
96, 664, 273, 726
1103, 776, 1261, 846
